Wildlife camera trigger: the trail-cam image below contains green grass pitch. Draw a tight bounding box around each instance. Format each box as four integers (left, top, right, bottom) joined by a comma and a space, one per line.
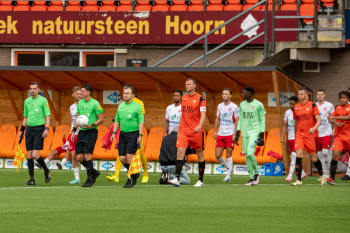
0, 169, 349, 233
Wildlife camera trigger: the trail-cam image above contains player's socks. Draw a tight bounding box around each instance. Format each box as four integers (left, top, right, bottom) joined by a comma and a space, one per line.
330, 160, 338, 180
322, 149, 330, 176
217, 157, 227, 167
37, 156, 48, 171
73, 167, 80, 180
140, 148, 148, 177
175, 160, 183, 181
289, 152, 297, 177
313, 159, 324, 176
28, 158, 34, 179
61, 158, 68, 166
226, 157, 233, 177
115, 158, 123, 178
198, 161, 205, 182
295, 158, 302, 181
245, 156, 254, 179
85, 160, 93, 179
44, 158, 50, 165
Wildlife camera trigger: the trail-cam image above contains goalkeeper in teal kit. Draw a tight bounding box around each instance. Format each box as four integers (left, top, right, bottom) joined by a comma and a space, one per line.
235, 87, 266, 186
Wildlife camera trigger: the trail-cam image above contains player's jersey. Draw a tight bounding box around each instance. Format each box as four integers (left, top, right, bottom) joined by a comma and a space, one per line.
284, 109, 296, 140
165, 103, 182, 134
216, 102, 239, 136
331, 104, 350, 138
293, 100, 320, 138
70, 103, 79, 135
180, 93, 206, 133
316, 101, 334, 137
237, 99, 266, 137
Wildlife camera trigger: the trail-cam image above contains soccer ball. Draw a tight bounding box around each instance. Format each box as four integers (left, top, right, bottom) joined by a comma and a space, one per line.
76, 115, 89, 127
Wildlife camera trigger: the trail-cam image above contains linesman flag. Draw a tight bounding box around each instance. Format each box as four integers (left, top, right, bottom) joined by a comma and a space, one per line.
127, 149, 142, 179
13, 134, 26, 172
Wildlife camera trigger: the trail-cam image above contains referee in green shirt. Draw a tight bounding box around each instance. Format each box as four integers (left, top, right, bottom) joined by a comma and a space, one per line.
71, 84, 104, 187
110, 86, 144, 188
20, 82, 51, 185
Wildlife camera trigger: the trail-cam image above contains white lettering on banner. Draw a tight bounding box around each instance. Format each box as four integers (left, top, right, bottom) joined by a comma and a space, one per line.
268, 92, 296, 107
233, 164, 265, 175
103, 90, 123, 105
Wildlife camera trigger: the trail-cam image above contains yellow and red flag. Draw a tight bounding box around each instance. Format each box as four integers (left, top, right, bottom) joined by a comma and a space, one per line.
13, 145, 26, 172
127, 149, 142, 179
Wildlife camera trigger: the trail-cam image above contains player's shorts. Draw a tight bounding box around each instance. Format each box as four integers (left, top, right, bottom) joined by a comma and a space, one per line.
295, 136, 317, 154
176, 130, 204, 151
242, 134, 259, 155
216, 135, 235, 148
75, 129, 98, 155
25, 125, 45, 151
288, 139, 296, 154
316, 135, 332, 151
332, 136, 350, 152
118, 130, 139, 156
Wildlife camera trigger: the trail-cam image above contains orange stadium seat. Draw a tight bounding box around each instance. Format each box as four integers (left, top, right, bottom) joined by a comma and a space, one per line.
66, 5, 82, 10
152, 4, 169, 10
300, 3, 319, 24
207, 4, 224, 10
117, 4, 132, 10
188, 4, 203, 10
261, 4, 277, 10
169, 4, 187, 11
31, 4, 47, 10
243, 4, 261, 10
190, 0, 203, 4
50, 125, 71, 159
82, 4, 99, 10
144, 127, 164, 161
99, 4, 116, 10
135, 4, 151, 10
39, 125, 54, 158
0, 127, 26, 158
0, 124, 17, 152
261, 128, 282, 163
281, 3, 297, 10
187, 130, 207, 163
92, 126, 109, 160
47, 4, 63, 10
224, 4, 242, 10
137, 0, 150, 4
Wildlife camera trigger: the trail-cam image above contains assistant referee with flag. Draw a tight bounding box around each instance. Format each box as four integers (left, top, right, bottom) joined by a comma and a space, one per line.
110, 85, 144, 188
20, 82, 51, 185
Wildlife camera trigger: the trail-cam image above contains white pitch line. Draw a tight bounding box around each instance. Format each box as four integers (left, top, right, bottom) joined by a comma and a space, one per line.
0, 183, 348, 190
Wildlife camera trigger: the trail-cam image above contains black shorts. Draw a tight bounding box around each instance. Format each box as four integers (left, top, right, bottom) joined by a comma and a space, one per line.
75, 129, 98, 155
119, 130, 139, 156
25, 125, 45, 151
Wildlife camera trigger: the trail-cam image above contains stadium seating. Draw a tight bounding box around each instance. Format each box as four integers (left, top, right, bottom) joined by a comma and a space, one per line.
50, 125, 71, 159
0, 124, 17, 153
92, 125, 109, 159
262, 128, 282, 162
144, 127, 164, 161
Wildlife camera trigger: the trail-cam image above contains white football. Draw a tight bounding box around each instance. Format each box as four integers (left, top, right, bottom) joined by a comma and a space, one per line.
76, 115, 89, 127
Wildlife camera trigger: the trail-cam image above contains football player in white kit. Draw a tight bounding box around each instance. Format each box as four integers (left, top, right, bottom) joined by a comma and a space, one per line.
213, 88, 239, 182
35, 87, 82, 184
163, 90, 183, 137
315, 89, 334, 179
281, 96, 307, 182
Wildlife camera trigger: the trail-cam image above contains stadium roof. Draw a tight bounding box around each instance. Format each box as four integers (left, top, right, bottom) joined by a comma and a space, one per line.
0, 66, 310, 94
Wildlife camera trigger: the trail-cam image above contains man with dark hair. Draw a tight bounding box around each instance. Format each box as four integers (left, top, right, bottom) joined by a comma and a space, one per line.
106, 83, 149, 183
327, 91, 350, 184
213, 88, 239, 182
315, 89, 334, 181
235, 86, 266, 186
20, 82, 51, 185
291, 86, 325, 186
163, 90, 183, 138
110, 86, 144, 188
168, 78, 207, 187
71, 84, 104, 187
281, 96, 307, 182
